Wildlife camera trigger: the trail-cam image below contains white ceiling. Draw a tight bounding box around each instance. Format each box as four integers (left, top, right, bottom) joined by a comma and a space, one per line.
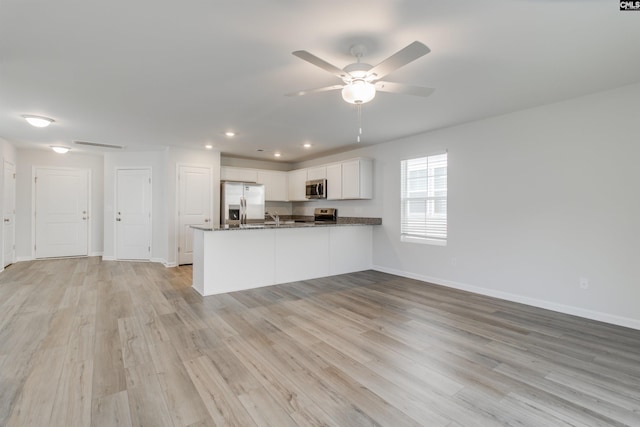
1, 0, 639, 162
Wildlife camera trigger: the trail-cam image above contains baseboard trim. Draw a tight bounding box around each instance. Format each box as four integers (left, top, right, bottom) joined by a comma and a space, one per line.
371, 265, 640, 331
15, 256, 34, 262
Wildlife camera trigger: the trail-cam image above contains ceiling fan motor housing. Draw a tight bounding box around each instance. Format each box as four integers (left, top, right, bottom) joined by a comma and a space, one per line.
342, 62, 374, 83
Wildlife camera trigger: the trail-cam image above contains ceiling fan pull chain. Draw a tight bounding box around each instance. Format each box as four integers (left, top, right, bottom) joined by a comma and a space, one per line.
357, 104, 363, 142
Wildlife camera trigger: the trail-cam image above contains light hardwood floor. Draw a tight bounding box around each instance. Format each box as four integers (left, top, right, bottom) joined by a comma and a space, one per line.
0, 257, 639, 426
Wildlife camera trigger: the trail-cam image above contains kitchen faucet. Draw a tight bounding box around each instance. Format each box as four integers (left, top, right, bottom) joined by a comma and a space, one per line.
266, 211, 280, 226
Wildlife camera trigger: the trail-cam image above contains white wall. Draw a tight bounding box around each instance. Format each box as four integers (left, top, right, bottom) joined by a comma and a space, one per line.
296, 82, 640, 329
102, 148, 221, 266
15, 149, 104, 260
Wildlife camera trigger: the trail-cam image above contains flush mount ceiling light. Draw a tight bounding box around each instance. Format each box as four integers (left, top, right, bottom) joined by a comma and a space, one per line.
303, 143, 312, 148
50, 146, 70, 154
23, 115, 55, 128
205, 144, 213, 149
224, 131, 236, 137
274, 152, 281, 158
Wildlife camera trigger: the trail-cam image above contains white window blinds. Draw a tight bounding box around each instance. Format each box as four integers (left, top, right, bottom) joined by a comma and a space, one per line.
400, 153, 447, 244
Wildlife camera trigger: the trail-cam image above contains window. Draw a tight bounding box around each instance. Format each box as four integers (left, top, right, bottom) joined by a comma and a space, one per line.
400, 153, 447, 245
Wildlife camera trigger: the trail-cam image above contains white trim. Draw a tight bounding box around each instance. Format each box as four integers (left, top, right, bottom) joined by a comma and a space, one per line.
16, 256, 34, 262
151, 257, 176, 268
89, 251, 103, 257
371, 264, 640, 331
401, 235, 447, 246
101, 255, 116, 261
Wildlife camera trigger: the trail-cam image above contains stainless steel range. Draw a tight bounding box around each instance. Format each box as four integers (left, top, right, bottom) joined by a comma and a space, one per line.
314, 208, 337, 224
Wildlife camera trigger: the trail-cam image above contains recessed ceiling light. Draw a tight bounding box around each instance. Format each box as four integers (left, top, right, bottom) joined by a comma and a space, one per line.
23, 115, 54, 128
274, 152, 281, 158
224, 131, 236, 137
303, 143, 312, 148
256, 149, 264, 152
205, 144, 213, 149
50, 146, 70, 154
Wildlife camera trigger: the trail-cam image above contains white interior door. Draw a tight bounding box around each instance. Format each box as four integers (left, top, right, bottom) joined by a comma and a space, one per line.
35, 168, 89, 258
178, 165, 212, 265
3, 161, 16, 267
116, 168, 151, 260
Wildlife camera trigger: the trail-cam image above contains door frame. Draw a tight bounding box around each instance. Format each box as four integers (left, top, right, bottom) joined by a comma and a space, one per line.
2, 159, 16, 269
31, 166, 92, 259
114, 166, 152, 261
175, 163, 213, 266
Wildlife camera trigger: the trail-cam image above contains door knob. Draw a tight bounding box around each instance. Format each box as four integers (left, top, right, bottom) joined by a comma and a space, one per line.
82, 217, 87, 220
116, 218, 121, 221
204, 219, 209, 223
3, 218, 8, 222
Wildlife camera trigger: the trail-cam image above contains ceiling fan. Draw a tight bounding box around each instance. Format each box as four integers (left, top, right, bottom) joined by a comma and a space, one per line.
287, 41, 435, 105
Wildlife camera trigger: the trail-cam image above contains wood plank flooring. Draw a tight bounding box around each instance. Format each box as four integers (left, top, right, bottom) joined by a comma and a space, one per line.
0, 257, 639, 426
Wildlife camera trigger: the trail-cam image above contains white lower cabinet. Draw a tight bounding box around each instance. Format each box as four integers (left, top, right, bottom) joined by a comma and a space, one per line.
193, 225, 374, 296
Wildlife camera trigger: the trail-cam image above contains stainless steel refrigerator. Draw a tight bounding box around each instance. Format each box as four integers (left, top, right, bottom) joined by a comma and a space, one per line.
220, 181, 265, 225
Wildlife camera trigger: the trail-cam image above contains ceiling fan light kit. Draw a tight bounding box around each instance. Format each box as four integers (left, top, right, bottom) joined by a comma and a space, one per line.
342, 80, 376, 104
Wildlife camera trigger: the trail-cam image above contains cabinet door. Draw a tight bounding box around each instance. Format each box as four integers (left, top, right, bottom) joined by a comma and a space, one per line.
221, 167, 258, 183
341, 160, 361, 199
258, 170, 288, 201
326, 163, 342, 200
307, 166, 326, 180
341, 159, 372, 199
270, 171, 288, 201
287, 169, 307, 201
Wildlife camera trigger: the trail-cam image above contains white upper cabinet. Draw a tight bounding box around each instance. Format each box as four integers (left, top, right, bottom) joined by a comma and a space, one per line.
341, 158, 373, 199
287, 169, 308, 201
220, 167, 258, 183
221, 158, 372, 202
326, 163, 342, 200
257, 170, 288, 201
306, 166, 326, 180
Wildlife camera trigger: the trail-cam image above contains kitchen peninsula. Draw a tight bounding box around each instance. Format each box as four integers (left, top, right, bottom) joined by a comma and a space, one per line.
192, 218, 381, 296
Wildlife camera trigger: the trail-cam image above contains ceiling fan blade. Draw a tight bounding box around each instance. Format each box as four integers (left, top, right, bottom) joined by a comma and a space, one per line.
375, 81, 435, 97
292, 50, 347, 79
285, 84, 344, 97
368, 41, 431, 80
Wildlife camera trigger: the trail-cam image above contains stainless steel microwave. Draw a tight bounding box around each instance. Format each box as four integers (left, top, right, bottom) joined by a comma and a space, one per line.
305, 179, 327, 199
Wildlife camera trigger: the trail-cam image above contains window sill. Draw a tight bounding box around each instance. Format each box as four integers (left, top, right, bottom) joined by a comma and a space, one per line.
401, 235, 447, 246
